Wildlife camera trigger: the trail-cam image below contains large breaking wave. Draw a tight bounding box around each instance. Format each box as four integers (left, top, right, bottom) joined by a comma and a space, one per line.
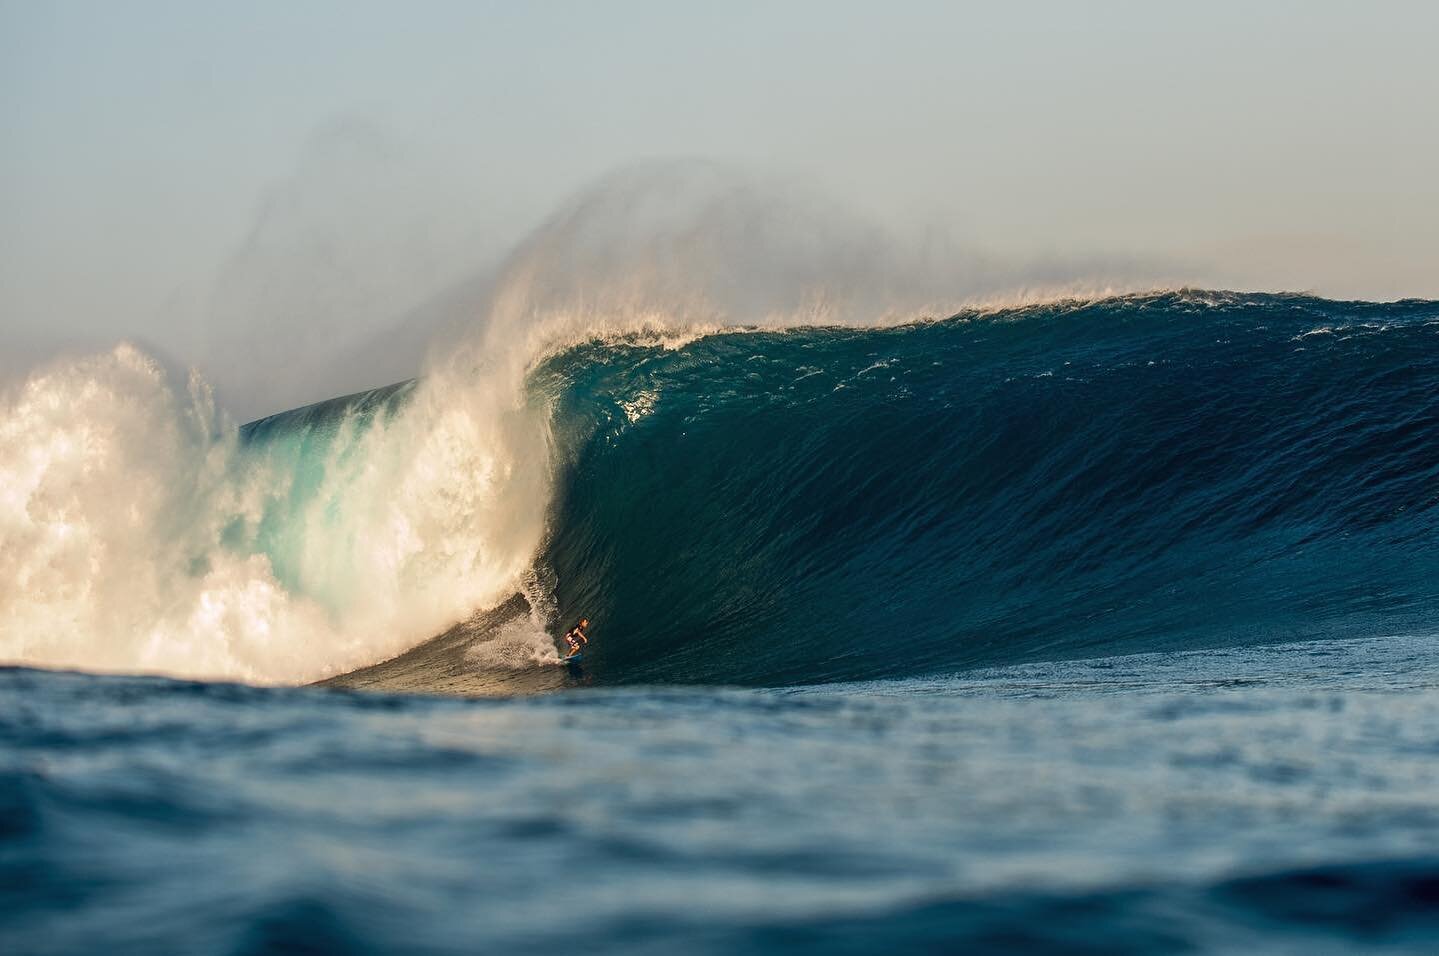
11, 287, 1435, 688
3, 165, 1157, 686
4, 162, 1438, 686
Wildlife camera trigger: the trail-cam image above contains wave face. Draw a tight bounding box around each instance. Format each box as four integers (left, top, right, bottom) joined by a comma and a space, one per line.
536, 292, 1439, 685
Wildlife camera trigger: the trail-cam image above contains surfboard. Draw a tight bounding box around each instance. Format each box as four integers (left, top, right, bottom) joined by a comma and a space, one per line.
559, 653, 584, 665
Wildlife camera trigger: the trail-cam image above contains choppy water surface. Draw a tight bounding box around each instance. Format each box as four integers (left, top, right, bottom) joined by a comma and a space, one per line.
6, 635, 1438, 954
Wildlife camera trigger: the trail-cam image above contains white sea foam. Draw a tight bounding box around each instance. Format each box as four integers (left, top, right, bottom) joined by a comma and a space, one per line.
0, 341, 552, 683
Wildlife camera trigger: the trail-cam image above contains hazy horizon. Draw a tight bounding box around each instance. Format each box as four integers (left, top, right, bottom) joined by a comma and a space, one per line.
5, 0, 1437, 419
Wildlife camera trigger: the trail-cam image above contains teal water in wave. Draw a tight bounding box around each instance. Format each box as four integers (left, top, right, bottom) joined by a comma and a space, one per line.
9, 291, 1438, 953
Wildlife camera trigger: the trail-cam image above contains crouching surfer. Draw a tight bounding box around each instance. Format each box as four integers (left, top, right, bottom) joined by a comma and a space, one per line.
562, 618, 590, 661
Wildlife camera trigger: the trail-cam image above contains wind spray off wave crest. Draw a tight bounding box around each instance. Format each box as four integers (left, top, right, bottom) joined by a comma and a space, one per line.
443, 162, 1161, 356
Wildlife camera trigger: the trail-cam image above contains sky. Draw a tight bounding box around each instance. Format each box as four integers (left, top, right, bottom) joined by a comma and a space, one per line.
3, 0, 1437, 417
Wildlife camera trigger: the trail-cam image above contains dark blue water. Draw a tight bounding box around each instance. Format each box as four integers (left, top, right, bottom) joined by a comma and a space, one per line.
7, 291, 1439, 953
6, 638, 1439, 954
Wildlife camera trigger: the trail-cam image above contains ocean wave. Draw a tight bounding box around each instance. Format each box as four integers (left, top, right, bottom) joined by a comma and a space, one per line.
3, 291, 1437, 686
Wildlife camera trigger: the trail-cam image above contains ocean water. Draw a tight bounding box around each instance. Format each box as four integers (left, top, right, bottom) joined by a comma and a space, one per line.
4, 292, 1439, 952
5, 638, 1439, 954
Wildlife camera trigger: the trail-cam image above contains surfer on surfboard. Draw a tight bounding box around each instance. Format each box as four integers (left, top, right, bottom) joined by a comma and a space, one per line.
562, 618, 589, 661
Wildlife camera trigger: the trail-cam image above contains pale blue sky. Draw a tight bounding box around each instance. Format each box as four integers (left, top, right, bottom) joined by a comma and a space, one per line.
4, 1, 1436, 409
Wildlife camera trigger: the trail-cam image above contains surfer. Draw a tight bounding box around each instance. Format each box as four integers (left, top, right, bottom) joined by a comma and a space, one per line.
562, 618, 590, 660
